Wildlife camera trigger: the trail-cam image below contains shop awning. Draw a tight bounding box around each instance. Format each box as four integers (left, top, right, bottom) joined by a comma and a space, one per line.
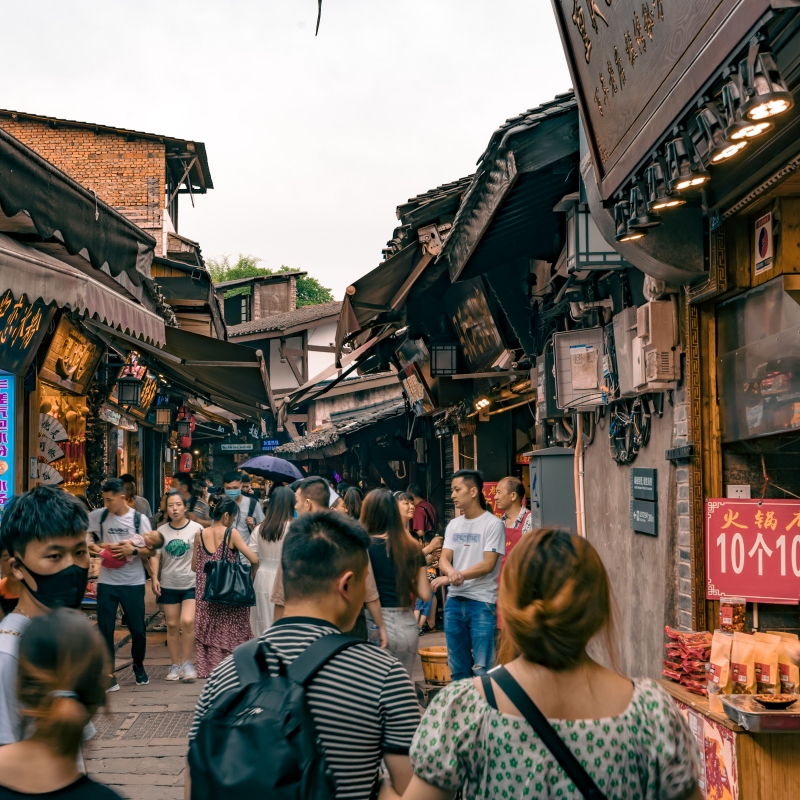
0, 233, 165, 346
0, 127, 155, 286
84, 320, 275, 421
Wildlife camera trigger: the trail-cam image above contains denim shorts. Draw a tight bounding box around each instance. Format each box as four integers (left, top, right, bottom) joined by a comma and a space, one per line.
159, 587, 195, 605
415, 595, 433, 617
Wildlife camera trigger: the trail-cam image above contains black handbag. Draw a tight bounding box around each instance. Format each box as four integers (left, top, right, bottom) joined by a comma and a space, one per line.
481, 668, 607, 800
202, 526, 256, 607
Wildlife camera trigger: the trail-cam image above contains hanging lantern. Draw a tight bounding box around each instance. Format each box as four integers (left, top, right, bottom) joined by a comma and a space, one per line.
116, 374, 144, 406
665, 128, 710, 191
176, 418, 192, 437
155, 407, 172, 426
179, 452, 193, 473
738, 34, 794, 122
696, 98, 748, 164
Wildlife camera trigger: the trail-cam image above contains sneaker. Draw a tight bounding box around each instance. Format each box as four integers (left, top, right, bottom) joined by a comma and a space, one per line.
133, 665, 149, 686
165, 665, 181, 681
181, 662, 197, 683
106, 676, 120, 693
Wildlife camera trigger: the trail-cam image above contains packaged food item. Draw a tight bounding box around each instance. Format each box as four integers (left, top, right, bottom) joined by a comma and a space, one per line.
707, 630, 733, 711
767, 631, 800, 694
730, 631, 756, 694
753, 632, 781, 694
719, 597, 746, 633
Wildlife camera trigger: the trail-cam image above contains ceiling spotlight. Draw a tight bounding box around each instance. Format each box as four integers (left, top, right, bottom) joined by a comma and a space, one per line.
696, 98, 748, 164
645, 156, 686, 212
628, 182, 662, 230
474, 396, 491, 412
722, 65, 774, 141
739, 34, 794, 121
614, 197, 649, 242
665, 128, 710, 191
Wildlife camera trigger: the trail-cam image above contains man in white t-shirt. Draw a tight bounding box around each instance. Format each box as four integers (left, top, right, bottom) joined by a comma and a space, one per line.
432, 470, 505, 680
87, 477, 155, 692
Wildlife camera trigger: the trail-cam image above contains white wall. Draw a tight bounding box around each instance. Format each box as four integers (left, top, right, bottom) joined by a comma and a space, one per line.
307, 321, 337, 378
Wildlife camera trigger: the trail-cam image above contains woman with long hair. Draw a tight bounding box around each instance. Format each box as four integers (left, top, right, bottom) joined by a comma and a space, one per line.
0, 609, 122, 798
192, 495, 258, 677
394, 491, 415, 531
343, 487, 363, 519
152, 493, 202, 682
392, 529, 701, 800
250, 485, 295, 635
361, 489, 430, 675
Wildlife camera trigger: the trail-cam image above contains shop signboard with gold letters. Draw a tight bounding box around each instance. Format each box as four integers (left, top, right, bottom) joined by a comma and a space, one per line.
0, 290, 55, 375
39, 316, 104, 395
550, 0, 772, 199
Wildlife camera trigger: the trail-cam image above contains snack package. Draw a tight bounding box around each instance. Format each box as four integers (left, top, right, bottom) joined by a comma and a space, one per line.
753, 632, 781, 695
730, 632, 756, 694
719, 597, 746, 633
767, 631, 800, 694
707, 630, 733, 710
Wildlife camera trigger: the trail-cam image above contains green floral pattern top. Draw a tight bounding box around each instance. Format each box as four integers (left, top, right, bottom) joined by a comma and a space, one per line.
410, 677, 697, 799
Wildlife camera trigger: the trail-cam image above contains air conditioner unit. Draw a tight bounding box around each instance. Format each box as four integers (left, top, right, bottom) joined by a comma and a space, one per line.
637, 301, 680, 386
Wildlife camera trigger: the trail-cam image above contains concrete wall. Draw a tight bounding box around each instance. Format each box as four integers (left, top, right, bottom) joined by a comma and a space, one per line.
269, 336, 303, 390
583, 399, 679, 679
307, 322, 337, 378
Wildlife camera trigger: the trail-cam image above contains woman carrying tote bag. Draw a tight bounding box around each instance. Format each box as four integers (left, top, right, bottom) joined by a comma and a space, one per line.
192, 495, 258, 677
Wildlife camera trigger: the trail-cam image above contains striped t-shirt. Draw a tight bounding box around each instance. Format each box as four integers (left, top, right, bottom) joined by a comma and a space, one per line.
189, 617, 421, 799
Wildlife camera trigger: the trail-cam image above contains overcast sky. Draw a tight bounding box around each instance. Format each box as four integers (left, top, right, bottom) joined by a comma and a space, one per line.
4, 1, 571, 299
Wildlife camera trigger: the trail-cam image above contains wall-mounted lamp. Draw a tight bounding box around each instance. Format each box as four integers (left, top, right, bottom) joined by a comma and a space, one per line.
474, 396, 491, 412
665, 128, 710, 191
627, 181, 662, 231
116, 375, 143, 407
613, 199, 648, 242
722, 66, 773, 141
739, 34, 794, 121
696, 98, 748, 163
155, 407, 173, 426
645, 156, 685, 212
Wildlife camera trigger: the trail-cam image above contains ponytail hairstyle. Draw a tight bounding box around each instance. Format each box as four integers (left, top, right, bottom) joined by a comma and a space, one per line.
497, 528, 618, 671
343, 487, 363, 519
453, 469, 487, 510
360, 489, 421, 601
17, 609, 108, 757
209, 493, 238, 522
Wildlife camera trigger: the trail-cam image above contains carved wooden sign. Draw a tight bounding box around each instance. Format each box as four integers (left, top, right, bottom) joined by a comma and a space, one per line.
550, 0, 771, 199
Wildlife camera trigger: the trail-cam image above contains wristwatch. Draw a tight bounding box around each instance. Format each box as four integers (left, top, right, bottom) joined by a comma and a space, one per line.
132, 547, 139, 556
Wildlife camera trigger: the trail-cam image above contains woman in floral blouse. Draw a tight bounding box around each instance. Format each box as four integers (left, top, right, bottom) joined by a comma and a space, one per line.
391, 529, 701, 800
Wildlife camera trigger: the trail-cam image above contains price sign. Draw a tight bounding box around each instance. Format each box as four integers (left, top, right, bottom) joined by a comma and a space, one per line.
705, 499, 800, 604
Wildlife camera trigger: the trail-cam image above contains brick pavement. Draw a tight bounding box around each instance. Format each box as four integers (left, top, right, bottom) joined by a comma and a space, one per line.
85, 608, 445, 799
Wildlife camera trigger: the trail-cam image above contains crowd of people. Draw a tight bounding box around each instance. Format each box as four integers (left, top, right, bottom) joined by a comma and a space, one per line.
0, 470, 711, 799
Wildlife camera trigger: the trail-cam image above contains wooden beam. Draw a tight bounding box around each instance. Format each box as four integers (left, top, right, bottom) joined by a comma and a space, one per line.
255, 349, 277, 417
285, 421, 300, 441
307, 344, 336, 353
287, 414, 308, 422
167, 156, 197, 207
448, 371, 528, 380
389, 250, 434, 309
302, 330, 309, 384
279, 339, 303, 384
183, 361, 259, 367
281, 347, 305, 358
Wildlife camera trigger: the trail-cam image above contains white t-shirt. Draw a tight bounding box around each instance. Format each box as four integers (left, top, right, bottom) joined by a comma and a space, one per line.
442, 511, 505, 603
87, 507, 152, 586
157, 520, 202, 590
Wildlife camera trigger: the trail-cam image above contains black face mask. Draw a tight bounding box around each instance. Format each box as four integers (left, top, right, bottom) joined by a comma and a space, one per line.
15, 559, 89, 610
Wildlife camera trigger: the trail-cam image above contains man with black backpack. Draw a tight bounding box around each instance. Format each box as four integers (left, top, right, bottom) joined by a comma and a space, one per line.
187, 511, 420, 800
87, 478, 155, 692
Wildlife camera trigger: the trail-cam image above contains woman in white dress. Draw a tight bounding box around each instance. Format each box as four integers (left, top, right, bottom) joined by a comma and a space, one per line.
249, 485, 295, 635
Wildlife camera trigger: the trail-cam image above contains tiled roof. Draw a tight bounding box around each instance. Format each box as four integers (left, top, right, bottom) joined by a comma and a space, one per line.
273, 396, 407, 457
395, 175, 474, 222
228, 300, 342, 337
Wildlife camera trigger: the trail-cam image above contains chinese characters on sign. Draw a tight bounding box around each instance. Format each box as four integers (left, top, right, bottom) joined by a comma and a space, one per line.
39, 317, 103, 395
0, 373, 16, 512
706, 499, 800, 604
0, 291, 51, 375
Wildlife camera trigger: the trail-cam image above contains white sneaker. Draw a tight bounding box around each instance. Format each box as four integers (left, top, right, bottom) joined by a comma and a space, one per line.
181, 661, 197, 683
166, 665, 182, 681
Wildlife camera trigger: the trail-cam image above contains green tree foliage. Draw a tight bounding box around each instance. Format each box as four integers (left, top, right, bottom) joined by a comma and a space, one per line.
207, 255, 334, 306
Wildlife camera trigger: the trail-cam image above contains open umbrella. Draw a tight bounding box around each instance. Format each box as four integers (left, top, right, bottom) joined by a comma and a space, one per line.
239, 455, 304, 484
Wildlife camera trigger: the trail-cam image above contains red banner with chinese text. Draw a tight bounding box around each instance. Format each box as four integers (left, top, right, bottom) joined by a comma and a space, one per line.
706, 499, 800, 604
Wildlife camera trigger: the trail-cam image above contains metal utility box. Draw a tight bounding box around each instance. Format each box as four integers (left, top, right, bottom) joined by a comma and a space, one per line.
525, 447, 576, 532
553, 327, 605, 410
535, 345, 568, 420
612, 305, 638, 397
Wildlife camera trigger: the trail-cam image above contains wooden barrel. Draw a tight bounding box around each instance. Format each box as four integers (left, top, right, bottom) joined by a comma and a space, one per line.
418, 646, 451, 685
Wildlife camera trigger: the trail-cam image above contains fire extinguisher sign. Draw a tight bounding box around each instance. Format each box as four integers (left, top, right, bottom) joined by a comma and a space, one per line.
754, 212, 773, 275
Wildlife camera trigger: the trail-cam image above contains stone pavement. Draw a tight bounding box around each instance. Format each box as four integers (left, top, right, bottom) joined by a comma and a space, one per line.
85, 591, 445, 799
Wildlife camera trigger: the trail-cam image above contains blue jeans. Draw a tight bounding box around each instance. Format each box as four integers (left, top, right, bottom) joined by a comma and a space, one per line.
444, 596, 496, 681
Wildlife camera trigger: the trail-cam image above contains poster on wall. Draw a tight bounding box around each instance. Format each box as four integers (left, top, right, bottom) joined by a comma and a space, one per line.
754, 212, 773, 275
0, 373, 15, 513
705, 499, 800, 603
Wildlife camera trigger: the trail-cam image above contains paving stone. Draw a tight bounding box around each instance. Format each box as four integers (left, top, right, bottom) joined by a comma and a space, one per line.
122, 712, 194, 740
89, 756, 186, 775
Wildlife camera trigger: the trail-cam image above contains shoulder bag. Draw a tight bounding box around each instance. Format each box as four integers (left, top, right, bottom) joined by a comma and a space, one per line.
202, 526, 256, 606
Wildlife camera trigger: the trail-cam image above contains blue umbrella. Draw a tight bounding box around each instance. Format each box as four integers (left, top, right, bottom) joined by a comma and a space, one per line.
239, 455, 304, 484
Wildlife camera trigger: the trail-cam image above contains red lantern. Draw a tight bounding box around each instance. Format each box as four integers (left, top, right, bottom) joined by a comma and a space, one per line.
179, 452, 193, 472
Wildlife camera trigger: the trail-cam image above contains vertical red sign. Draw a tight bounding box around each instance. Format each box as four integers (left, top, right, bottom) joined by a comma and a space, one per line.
705, 499, 800, 604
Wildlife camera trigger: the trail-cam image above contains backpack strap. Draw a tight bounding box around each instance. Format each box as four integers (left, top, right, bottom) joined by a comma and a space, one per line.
288, 633, 362, 686
248, 496, 257, 517
188, 495, 197, 513
233, 637, 264, 687
134, 511, 141, 534
491, 667, 607, 800
100, 507, 109, 538
480, 673, 497, 710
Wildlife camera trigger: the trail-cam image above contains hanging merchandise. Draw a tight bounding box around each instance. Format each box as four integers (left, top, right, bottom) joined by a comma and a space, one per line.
37, 462, 64, 486
38, 412, 68, 442
38, 437, 65, 464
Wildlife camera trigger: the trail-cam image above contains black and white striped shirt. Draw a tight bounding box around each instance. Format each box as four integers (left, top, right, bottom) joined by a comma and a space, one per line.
189, 617, 421, 800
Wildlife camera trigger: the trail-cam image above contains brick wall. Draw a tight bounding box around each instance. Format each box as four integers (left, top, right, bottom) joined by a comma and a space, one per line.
0, 118, 165, 252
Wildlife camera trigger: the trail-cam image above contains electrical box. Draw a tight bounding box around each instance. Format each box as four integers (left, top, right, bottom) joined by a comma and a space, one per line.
612, 305, 638, 397
636, 301, 680, 387
553, 327, 605, 410
535, 344, 568, 420
525, 447, 576, 531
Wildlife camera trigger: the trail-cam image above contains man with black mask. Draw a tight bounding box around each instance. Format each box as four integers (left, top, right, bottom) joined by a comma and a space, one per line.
0, 486, 91, 745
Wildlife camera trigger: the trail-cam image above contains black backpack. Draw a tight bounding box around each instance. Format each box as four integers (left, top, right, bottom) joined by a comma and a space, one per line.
188, 633, 361, 800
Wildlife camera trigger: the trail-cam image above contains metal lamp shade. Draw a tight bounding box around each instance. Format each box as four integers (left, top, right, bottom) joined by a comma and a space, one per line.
739, 39, 794, 122
722, 70, 773, 141
696, 101, 748, 164
666, 130, 710, 191
614, 200, 647, 243
645, 158, 685, 212
116, 375, 144, 406
176, 419, 191, 437
627, 183, 662, 231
